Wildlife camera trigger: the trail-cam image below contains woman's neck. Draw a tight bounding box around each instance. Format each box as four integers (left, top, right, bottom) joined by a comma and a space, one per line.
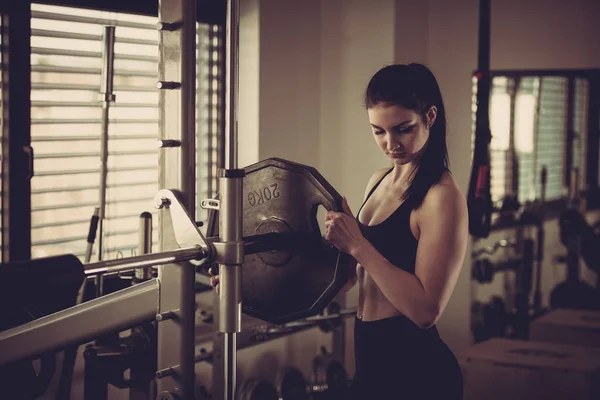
389, 161, 418, 186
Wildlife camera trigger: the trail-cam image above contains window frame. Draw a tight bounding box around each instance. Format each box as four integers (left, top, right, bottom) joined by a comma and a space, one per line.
476, 68, 600, 230
1, 1, 33, 262
585, 74, 600, 209
33, 0, 225, 25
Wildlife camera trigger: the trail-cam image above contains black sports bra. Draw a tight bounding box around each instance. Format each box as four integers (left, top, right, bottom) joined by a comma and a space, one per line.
356, 169, 418, 274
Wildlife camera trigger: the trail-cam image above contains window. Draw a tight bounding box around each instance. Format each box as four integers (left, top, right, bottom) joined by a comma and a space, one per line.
30, 4, 221, 261
573, 77, 589, 178
488, 77, 512, 203
476, 70, 598, 211
534, 76, 568, 201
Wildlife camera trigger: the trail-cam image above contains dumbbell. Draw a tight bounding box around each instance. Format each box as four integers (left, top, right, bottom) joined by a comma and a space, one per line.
559, 208, 587, 247
472, 257, 522, 284
273, 355, 349, 399
472, 258, 494, 284
310, 348, 349, 400
471, 296, 508, 343
238, 363, 349, 400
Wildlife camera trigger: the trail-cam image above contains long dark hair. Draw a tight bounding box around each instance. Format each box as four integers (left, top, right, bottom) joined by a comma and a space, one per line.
364, 63, 449, 208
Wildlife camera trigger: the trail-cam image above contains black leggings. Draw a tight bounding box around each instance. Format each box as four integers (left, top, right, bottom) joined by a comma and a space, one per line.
349, 316, 463, 400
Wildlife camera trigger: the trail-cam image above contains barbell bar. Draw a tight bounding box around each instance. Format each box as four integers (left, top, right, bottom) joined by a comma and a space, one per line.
193, 305, 357, 365
84, 246, 207, 276
83, 230, 318, 284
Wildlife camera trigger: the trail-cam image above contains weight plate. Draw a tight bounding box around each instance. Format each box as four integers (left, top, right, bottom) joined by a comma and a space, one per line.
237, 378, 278, 400
325, 361, 348, 395
242, 158, 351, 325
312, 356, 348, 399
276, 366, 309, 400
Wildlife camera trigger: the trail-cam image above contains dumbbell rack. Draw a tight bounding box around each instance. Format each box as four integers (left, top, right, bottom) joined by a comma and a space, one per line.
194, 302, 354, 396
471, 227, 536, 343
471, 238, 515, 343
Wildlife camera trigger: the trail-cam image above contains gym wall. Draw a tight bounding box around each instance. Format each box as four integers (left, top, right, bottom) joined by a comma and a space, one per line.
236, 0, 600, 379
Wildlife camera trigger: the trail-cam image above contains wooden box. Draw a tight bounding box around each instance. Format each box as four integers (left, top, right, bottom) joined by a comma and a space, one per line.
530, 308, 600, 348
461, 338, 600, 400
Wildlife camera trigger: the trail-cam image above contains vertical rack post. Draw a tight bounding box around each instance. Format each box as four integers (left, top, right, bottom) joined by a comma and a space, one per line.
215, 0, 244, 399
156, 0, 198, 398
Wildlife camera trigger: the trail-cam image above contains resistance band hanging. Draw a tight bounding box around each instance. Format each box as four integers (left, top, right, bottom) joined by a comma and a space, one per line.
467, 0, 493, 238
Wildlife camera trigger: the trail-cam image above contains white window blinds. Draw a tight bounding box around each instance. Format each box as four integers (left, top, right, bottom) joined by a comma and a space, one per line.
30, 4, 221, 261
484, 74, 590, 206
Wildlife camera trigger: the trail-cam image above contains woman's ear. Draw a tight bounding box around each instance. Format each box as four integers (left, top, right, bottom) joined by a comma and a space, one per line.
426, 106, 438, 129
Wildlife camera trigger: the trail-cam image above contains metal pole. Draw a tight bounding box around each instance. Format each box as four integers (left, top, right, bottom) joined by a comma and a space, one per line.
225, 0, 240, 171
97, 26, 116, 262
84, 246, 206, 276
178, 1, 198, 398
135, 211, 154, 282
96, 26, 116, 298
181, 0, 197, 218
130, 215, 155, 400
156, 0, 199, 396
219, 175, 243, 400
220, 0, 242, 398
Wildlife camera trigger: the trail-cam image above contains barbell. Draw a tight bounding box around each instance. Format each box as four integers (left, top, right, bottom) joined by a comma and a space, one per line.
2, 158, 351, 327
111, 158, 350, 324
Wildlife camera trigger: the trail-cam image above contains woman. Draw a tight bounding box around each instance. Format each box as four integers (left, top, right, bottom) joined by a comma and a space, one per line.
325, 63, 468, 399
210, 63, 468, 399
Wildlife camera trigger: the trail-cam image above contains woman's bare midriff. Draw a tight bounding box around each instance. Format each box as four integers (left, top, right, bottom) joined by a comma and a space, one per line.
356, 264, 405, 321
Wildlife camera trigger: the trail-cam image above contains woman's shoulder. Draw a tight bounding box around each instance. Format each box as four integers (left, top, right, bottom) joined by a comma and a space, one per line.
363, 167, 390, 198
420, 171, 466, 215
437, 169, 457, 189
368, 167, 390, 186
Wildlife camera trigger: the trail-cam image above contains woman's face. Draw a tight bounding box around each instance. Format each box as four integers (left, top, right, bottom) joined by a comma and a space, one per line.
367, 104, 436, 166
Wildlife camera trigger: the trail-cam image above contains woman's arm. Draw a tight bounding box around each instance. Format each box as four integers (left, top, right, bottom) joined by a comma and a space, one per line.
340, 259, 358, 292
345, 181, 468, 328
337, 168, 389, 292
